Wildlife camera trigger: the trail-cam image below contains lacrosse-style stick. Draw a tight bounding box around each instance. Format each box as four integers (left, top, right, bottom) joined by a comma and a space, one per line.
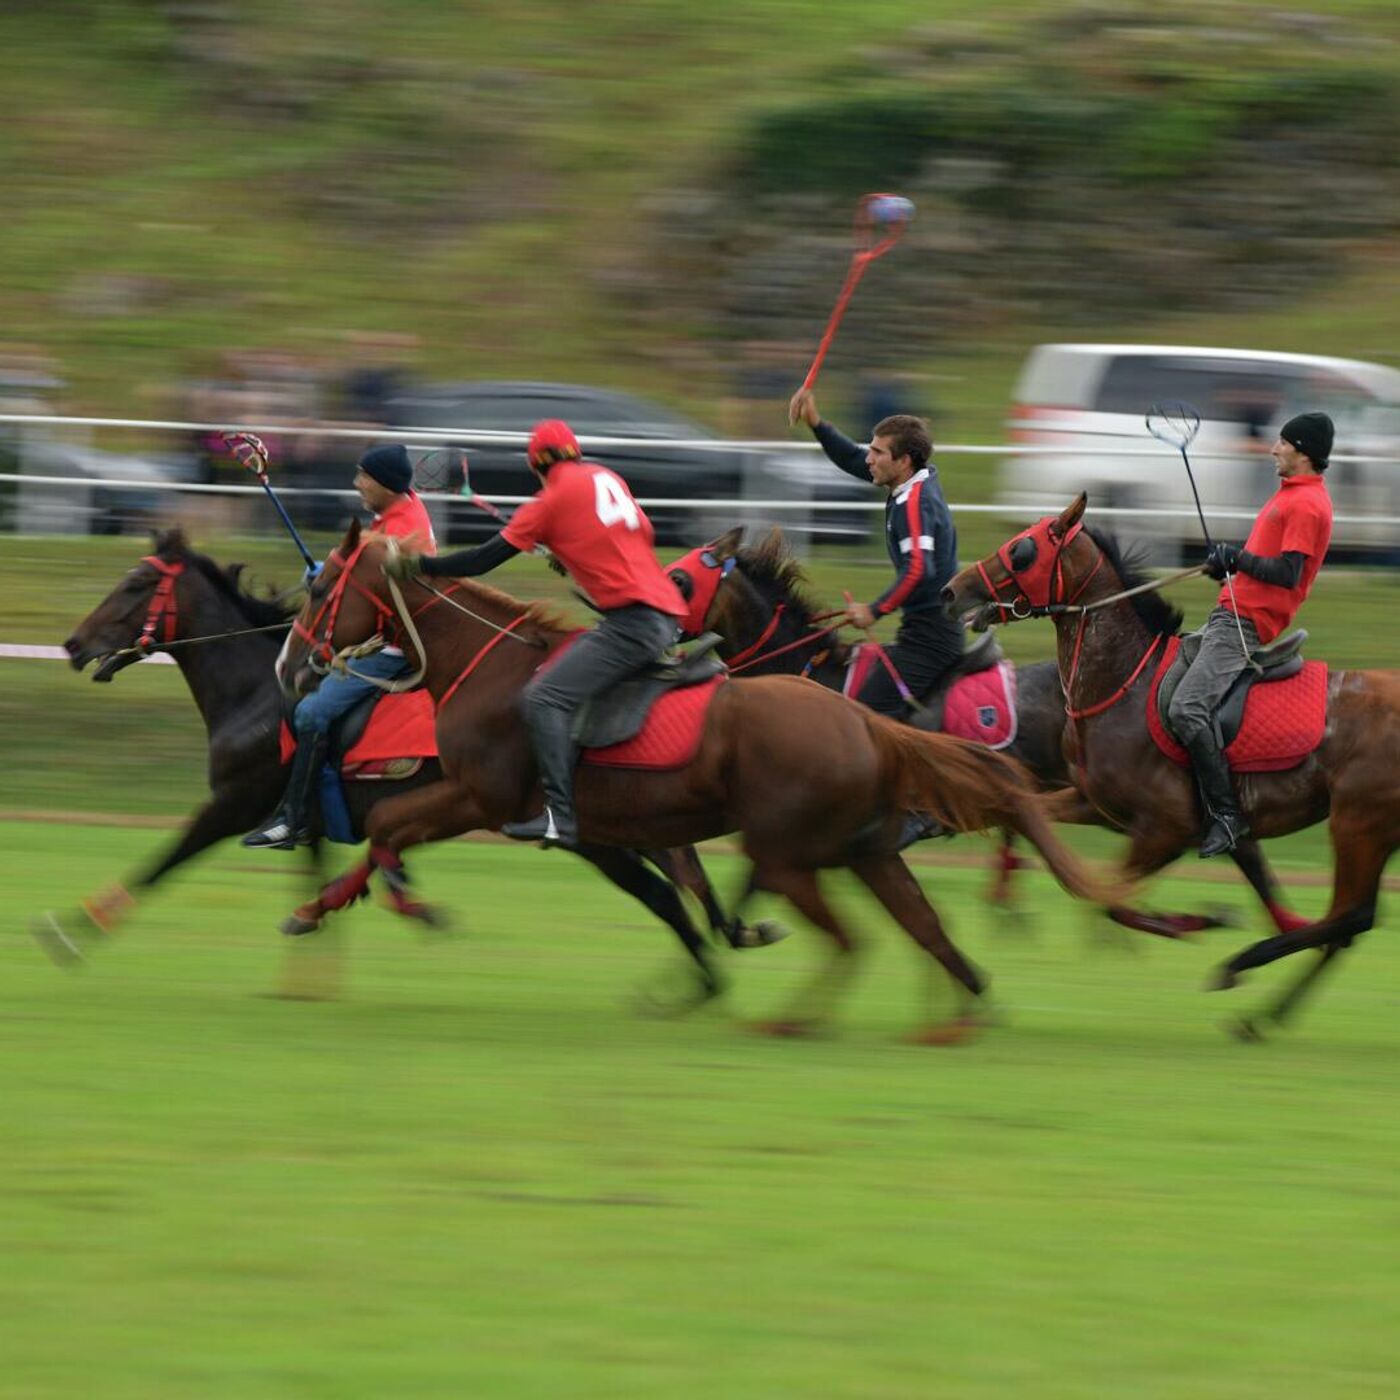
1145, 401, 1254, 666
797, 193, 915, 400
224, 431, 318, 573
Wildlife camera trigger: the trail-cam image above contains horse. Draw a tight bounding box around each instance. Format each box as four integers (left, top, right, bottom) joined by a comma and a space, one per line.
275, 517, 1120, 1042
667, 526, 1237, 935
943, 493, 1400, 1035
45, 527, 760, 1005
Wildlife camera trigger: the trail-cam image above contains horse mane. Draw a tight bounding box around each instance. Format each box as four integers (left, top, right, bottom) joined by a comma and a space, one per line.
1084, 526, 1183, 638
153, 527, 296, 629
733, 529, 825, 625
459, 577, 574, 637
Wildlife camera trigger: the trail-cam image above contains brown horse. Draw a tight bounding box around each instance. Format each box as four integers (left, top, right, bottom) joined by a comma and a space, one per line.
278, 518, 1118, 1041
943, 493, 1400, 1035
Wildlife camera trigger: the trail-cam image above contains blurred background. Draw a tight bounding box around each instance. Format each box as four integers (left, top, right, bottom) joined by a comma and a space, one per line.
3, 3, 1400, 1396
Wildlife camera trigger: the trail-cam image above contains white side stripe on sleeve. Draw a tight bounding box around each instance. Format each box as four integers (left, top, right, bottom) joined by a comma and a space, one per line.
898, 535, 936, 554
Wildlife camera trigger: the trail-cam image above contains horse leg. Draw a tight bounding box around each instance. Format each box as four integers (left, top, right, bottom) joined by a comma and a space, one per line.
273, 839, 346, 1001
33, 785, 279, 966
1213, 810, 1390, 1007
574, 843, 725, 1013
1229, 839, 1311, 935
749, 866, 859, 1036
850, 854, 989, 1045
1103, 827, 1211, 940
986, 831, 1026, 909
641, 846, 788, 951
1229, 945, 1346, 1041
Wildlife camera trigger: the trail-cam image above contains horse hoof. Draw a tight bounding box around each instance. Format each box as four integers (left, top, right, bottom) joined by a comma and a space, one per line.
1209, 966, 1240, 992
279, 913, 322, 937
1227, 1017, 1266, 1043
909, 1015, 984, 1047
31, 912, 88, 968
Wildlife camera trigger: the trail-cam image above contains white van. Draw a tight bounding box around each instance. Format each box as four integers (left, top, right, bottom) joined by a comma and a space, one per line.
999, 344, 1400, 559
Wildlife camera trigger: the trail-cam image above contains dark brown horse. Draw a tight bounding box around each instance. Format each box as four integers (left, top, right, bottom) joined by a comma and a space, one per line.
44, 528, 754, 1003
277, 518, 1119, 1041
944, 493, 1400, 1034
668, 526, 1243, 933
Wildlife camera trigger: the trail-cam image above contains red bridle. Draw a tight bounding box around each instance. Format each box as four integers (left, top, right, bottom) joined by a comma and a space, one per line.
291, 540, 398, 670
136, 556, 185, 650
974, 519, 1099, 622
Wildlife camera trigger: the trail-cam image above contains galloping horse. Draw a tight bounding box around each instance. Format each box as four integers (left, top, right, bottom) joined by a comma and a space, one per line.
944, 493, 1400, 1033
668, 526, 1245, 933
277, 519, 1119, 1041
47, 528, 754, 1001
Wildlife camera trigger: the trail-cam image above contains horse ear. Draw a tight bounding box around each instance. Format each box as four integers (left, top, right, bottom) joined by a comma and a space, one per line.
342, 516, 362, 551
153, 524, 187, 558
706, 525, 744, 562
1050, 492, 1087, 539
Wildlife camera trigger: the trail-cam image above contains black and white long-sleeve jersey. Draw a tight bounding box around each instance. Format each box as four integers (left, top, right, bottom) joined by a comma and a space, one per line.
813, 420, 960, 621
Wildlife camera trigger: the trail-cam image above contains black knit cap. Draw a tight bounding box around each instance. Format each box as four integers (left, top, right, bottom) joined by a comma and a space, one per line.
357, 443, 414, 494
1279, 412, 1334, 469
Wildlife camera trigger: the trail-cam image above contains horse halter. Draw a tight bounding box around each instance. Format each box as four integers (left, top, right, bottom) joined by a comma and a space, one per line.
136, 556, 186, 650
975, 517, 1098, 623
667, 546, 736, 639
292, 539, 397, 674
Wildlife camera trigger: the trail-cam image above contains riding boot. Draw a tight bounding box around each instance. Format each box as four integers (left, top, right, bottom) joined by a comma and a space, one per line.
501, 709, 580, 851
242, 732, 328, 850
895, 812, 947, 852
1184, 731, 1249, 858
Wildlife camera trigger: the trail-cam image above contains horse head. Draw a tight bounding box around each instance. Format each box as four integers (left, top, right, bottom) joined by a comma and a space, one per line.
666, 526, 744, 637
943, 493, 1095, 631
64, 526, 198, 682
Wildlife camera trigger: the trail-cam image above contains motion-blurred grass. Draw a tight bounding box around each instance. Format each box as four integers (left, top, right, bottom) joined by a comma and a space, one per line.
2, 823, 1397, 1399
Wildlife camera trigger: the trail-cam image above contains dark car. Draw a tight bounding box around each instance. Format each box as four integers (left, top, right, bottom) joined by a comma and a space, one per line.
385, 380, 871, 546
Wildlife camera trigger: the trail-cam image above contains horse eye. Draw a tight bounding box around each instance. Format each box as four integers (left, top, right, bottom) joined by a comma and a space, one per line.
1009, 536, 1038, 572
669, 571, 694, 601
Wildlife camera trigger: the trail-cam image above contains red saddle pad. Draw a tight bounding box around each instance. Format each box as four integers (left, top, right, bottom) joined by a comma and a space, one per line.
1146, 635, 1328, 773
942, 659, 1018, 750
583, 676, 726, 771
279, 689, 439, 768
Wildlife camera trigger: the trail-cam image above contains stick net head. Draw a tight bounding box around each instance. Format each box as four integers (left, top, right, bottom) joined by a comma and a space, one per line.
1145, 401, 1202, 452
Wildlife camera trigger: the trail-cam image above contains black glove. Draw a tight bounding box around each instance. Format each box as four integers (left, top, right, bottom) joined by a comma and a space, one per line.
544, 550, 568, 578
1204, 543, 1240, 580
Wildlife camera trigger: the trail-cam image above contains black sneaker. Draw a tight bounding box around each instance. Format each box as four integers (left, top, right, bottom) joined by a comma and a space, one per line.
241, 819, 307, 851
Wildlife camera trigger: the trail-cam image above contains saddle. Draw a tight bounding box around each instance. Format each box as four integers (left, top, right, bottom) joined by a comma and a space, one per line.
1149, 628, 1328, 773
573, 633, 727, 748
1157, 628, 1308, 749
914, 631, 1004, 727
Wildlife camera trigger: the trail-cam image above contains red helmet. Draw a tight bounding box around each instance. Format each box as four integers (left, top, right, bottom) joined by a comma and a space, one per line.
527, 419, 581, 471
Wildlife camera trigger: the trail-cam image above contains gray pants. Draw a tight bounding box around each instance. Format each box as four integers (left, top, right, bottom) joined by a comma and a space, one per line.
526, 605, 681, 733
1167, 606, 1261, 746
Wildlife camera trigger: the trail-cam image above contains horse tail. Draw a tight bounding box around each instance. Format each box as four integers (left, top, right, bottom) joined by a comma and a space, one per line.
862, 714, 1120, 904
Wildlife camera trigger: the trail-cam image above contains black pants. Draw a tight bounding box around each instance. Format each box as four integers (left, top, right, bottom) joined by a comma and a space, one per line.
856, 613, 965, 718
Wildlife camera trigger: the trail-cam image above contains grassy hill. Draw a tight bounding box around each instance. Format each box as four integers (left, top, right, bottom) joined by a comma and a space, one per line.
0, 0, 1397, 503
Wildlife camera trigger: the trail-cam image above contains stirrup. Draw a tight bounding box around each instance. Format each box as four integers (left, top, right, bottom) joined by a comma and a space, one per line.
500, 807, 578, 850
1199, 812, 1248, 859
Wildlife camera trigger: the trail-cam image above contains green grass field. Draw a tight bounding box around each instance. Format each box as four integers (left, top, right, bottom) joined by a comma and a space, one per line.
2, 821, 1398, 1399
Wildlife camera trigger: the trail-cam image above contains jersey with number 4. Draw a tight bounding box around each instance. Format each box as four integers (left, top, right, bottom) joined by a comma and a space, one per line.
500, 460, 686, 616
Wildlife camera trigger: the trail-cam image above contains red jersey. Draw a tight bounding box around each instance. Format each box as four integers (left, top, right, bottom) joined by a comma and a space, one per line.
1220, 473, 1331, 643
501, 460, 685, 616
371, 490, 437, 555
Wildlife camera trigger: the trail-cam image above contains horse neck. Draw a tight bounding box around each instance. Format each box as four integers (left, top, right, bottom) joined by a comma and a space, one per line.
399, 579, 560, 709
1052, 557, 1160, 715
170, 581, 287, 730
719, 573, 821, 674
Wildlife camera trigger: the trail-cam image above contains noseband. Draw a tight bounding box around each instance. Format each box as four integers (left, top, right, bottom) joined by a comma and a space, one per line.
975, 520, 1100, 622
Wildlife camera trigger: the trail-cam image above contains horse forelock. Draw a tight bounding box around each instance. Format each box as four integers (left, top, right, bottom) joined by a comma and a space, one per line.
1084, 526, 1183, 638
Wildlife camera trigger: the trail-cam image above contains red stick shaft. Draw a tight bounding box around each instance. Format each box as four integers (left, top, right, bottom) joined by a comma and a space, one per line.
800, 251, 874, 394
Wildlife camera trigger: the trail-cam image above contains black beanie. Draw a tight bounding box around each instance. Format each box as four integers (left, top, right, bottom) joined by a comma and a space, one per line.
1279, 412, 1334, 469
357, 443, 414, 494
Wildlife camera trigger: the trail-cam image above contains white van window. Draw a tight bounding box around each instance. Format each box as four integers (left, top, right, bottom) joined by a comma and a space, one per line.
1093, 356, 1319, 420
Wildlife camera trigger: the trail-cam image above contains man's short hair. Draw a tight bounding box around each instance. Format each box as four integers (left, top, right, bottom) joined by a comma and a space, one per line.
873, 414, 931, 471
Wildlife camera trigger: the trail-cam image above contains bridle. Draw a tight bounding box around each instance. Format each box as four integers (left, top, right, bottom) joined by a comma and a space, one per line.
974, 520, 1102, 623
292, 538, 403, 680
668, 545, 737, 639
135, 556, 186, 651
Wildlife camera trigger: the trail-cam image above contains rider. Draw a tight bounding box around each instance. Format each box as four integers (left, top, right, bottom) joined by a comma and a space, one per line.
243, 443, 436, 851
387, 419, 687, 852
1170, 411, 1334, 858
787, 387, 964, 715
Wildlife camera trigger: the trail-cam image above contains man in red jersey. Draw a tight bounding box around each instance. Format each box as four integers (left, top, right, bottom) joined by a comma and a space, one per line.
391, 420, 686, 850
244, 443, 437, 850
1168, 411, 1335, 857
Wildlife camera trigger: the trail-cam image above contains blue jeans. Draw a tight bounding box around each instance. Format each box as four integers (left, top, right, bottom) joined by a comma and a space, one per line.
293, 652, 413, 738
